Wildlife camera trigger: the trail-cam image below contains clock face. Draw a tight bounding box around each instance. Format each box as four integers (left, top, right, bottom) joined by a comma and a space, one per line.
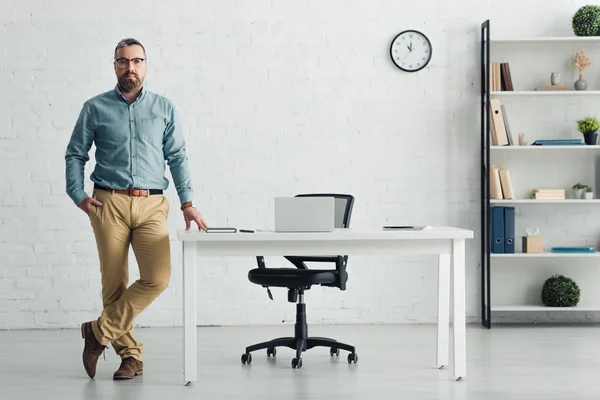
390, 30, 432, 72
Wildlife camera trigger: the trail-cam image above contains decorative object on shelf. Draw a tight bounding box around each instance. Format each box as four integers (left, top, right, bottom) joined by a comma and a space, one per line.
572, 182, 587, 199
576, 116, 599, 144
535, 85, 569, 91
573, 50, 591, 90
572, 5, 600, 36
551, 72, 561, 85
541, 274, 580, 307
522, 228, 543, 253
531, 188, 565, 200
532, 139, 583, 146
518, 133, 527, 146
552, 246, 595, 253
389, 30, 432, 72
585, 186, 594, 199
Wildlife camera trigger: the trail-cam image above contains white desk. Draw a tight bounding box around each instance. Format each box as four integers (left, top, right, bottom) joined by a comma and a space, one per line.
177, 226, 473, 385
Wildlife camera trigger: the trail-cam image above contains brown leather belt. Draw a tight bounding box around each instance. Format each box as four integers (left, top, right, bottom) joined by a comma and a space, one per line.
94, 184, 163, 197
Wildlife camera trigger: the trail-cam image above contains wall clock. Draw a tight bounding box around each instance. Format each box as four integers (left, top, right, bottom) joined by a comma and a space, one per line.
390, 30, 432, 72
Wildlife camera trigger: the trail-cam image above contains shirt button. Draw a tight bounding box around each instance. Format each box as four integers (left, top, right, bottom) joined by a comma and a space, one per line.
132, 155, 135, 158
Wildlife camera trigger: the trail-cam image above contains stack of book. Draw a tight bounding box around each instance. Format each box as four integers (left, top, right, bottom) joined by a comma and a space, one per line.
531, 189, 565, 200
488, 62, 513, 91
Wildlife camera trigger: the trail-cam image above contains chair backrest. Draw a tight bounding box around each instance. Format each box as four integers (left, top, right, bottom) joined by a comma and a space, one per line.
294, 193, 354, 228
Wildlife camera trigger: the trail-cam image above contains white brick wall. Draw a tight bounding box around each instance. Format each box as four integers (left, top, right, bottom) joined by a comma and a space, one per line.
1, 0, 597, 329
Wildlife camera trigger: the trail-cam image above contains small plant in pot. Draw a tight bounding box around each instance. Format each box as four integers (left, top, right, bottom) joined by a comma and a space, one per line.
572, 5, 600, 36
576, 116, 599, 145
572, 182, 586, 198
541, 274, 580, 307
585, 186, 594, 199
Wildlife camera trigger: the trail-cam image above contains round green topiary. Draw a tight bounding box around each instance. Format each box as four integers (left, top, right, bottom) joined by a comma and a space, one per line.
572, 5, 600, 36
541, 274, 580, 307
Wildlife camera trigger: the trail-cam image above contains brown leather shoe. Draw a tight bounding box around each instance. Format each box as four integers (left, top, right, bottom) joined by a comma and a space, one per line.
80, 321, 107, 379
113, 357, 143, 380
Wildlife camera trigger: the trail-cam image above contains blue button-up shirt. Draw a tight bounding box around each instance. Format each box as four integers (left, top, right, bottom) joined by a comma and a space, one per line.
65, 86, 193, 207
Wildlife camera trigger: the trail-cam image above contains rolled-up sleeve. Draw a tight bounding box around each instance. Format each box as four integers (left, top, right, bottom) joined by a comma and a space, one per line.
163, 102, 193, 206
65, 101, 94, 206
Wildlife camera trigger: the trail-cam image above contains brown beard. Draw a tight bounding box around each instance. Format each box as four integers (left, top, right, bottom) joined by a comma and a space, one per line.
118, 73, 141, 92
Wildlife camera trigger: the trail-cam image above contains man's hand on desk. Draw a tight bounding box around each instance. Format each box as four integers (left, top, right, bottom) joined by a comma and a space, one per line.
183, 206, 208, 231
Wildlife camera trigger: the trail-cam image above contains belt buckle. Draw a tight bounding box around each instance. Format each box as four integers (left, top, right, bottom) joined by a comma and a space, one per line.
129, 188, 148, 197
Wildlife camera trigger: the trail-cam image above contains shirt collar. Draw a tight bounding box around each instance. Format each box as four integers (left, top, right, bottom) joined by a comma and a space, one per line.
114, 84, 146, 104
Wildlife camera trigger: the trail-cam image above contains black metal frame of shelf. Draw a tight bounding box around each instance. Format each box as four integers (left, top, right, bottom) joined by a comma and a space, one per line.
481, 19, 492, 329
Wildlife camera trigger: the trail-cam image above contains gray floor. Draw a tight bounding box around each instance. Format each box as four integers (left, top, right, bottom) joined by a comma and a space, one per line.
1, 323, 600, 399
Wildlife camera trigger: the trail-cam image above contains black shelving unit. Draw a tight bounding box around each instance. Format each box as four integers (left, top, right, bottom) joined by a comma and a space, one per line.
480, 19, 491, 329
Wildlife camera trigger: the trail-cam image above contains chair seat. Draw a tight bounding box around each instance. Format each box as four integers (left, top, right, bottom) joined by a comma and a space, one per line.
248, 268, 338, 287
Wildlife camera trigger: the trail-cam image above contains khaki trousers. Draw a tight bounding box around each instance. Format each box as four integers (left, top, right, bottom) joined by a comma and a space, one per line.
87, 188, 171, 361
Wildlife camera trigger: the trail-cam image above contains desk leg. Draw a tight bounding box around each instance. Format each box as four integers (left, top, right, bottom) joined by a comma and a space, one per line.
182, 241, 197, 385
452, 239, 466, 380
436, 254, 450, 369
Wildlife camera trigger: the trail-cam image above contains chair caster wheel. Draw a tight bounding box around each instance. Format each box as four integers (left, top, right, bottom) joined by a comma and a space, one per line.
267, 347, 276, 358
348, 353, 358, 364
241, 353, 252, 364
291, 357, 303, 369
330, 347, 340, 357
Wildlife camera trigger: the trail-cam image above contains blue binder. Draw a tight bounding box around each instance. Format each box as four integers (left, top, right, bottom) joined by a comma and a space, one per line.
491, 206, 505, 253
503, 207, 515, 253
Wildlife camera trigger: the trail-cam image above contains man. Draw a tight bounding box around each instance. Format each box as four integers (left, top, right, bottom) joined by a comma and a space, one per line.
65, 38, 208, 380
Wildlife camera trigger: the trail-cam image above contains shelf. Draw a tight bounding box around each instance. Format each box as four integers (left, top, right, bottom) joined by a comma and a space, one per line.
492, 305, 600, 312
491, 145, 600, 150
492, 252, 599, 258
479, 22, 600, 328
491, 36, 600, 43
490, 199, 600, 204
490, 90, 600, 96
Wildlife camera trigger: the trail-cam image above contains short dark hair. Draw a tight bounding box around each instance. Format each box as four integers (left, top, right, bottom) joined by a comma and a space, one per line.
114, 38, 146, 59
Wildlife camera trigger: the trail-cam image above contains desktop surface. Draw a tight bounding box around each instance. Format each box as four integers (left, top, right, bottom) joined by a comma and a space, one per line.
178, 226, 474, 241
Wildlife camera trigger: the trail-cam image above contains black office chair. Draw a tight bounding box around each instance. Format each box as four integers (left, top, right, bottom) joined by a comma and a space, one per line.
240, 193, 357, 369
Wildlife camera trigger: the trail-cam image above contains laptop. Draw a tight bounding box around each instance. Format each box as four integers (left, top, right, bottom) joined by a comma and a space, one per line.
274, 197, 335, 232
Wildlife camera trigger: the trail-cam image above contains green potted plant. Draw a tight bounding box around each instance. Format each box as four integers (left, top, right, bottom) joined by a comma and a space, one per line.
541, 274, 580, 307
576, 116, 599, 144
572, 182, 586, 198
585, 186, 594, 200
572, 5, 600, 36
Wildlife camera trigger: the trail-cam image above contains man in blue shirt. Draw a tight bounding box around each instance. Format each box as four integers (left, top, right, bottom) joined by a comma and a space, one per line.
65, 38, 208, 380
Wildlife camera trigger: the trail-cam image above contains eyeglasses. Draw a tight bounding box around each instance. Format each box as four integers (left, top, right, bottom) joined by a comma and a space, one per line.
114, 58, 145, 68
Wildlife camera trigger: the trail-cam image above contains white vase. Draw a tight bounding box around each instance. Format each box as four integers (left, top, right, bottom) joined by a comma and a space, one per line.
585, 192, 594, 200
574, 189, 584, 199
